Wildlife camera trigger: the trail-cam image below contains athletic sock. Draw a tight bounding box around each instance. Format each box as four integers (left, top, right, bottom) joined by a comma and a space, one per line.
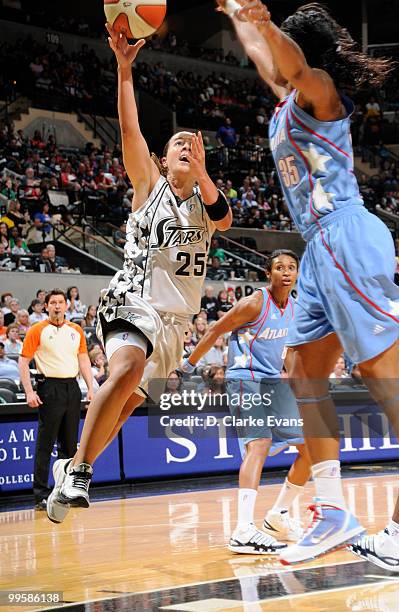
270, 478, 304, 513
312, 460, 346, 508
236, 488, 257, 531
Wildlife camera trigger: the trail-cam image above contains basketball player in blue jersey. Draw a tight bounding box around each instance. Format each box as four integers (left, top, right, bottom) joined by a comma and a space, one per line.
218, 1, 399, 568
46, 24, 232, 524
182, 250, 312, 554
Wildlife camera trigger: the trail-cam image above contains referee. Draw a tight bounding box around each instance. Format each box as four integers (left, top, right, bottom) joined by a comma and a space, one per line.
19, 289, 94, 509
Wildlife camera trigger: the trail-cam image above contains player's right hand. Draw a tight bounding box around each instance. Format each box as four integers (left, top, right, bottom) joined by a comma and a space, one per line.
26, 391, 43, 408
106, 22, 145, 68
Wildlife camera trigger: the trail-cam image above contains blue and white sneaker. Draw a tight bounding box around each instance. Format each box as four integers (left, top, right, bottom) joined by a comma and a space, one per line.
348, 528, 399, 572
279, 500, 366, 565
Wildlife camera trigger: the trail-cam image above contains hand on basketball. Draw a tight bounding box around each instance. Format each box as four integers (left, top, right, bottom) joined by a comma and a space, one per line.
185, 132, 207, 178
215, 0, 244, 16
106, 22, 145, 68
235, 0, 271, 26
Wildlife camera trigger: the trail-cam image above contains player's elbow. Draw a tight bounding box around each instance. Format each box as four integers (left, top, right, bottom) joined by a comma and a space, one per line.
213, 211, 233, 232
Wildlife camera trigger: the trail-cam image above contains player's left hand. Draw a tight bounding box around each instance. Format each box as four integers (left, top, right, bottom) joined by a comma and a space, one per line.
236, 0, 271, 26
86, 389, 94, 402
215, 0, 244, 17
185, 132, 207, 178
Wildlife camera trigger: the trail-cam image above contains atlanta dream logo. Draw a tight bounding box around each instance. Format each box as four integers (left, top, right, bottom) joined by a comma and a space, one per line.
150, 217, 205, 250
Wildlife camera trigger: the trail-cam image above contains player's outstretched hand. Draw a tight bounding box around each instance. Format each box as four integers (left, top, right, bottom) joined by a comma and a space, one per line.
216, 0, 244, 17
232, 0, 271, 25
186, 132, 207, 178
106, 22, 145, 68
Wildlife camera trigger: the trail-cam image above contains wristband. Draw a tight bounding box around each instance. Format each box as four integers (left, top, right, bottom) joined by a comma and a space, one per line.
180, 358, 196, 374
224, 0, 241, 17
204, 190, 230, 221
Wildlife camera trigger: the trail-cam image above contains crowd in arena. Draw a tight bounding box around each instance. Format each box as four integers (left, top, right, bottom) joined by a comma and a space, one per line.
0, 282, 356, 405
0, 116, 295, 258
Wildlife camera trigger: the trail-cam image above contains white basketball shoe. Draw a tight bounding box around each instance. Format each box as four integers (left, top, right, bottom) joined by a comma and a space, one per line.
228, 523, 287, 555
263, 510, 304, 542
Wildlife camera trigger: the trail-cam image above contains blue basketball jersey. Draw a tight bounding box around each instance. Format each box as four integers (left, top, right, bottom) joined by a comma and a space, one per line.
269, 91, 364, 239
226, 288, 294, 381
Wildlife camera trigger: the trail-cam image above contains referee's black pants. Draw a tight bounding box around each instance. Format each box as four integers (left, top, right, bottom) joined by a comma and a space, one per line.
33, 377, 81, 502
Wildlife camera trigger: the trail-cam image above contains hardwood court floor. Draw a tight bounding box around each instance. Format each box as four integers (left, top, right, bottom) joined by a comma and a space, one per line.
0, 473, 398, 611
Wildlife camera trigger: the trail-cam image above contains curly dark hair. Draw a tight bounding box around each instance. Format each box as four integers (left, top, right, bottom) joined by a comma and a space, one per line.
280, 3, 393, 89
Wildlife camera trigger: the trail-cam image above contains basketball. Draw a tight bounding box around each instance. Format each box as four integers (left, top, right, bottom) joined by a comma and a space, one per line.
104, 0, 167, 39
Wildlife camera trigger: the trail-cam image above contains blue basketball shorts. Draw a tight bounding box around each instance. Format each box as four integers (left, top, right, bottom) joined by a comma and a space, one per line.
287, 206, 399, 364
226, 378, 304, 454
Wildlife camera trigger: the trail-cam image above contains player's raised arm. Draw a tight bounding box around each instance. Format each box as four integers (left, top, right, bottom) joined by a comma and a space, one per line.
216, 0, 287, 101
106, 23, 159, 209
181, 293, 262, 371
186, 131, 232, 231
235, 1, 343, 121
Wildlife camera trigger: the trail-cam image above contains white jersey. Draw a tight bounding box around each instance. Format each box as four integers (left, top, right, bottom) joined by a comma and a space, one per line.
99, 176, 216, 322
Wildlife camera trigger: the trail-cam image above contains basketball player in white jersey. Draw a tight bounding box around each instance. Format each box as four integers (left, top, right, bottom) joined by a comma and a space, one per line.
46, 24, 232, 523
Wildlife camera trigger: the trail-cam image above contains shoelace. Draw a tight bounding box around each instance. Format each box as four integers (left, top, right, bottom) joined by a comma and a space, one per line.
71, 471, 91, 492
280, 513, 302, 533
250, 530, 277, 547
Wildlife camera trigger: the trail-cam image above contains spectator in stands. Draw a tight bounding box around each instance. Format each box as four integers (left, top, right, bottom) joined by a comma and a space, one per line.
0, 222, 10, 251
0, 243, 12, 268
34, 203, 52, 236
217, 289, 233, 318
47, 244, 66, 271
329, 356, 350, 380
21, 167, 41, 201
165, 370, 183, 394
208, 237, 226, 262
9, 226, 25, 249
26, 218, 48, 245
4, 324, 23, 355
365, 96, 381, 119
66, 286, 85, 321
227, 287, 237, 307
1, 176, 17, 201
84, 305, 97, 328
29, 299, 48, 324
200, 285, 219, 322
11, 236, 30, 256
224, 179, 238, 201
193, 318, 208, 343
89, 346, 108, 386
0, 341, 20, 380
5, 201, 27, 232
35, 247, 55, 273
113, 222, 127, 248
15, 310, 31, 338
197, 333, 226, 367
1, 293, 13, 314
207, 255, 228, 280
4, 298, 20, 325
216, 118, 238, 148
0, 311, 7, 340
203, 365, 226, 395
183, 328, 196, 356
